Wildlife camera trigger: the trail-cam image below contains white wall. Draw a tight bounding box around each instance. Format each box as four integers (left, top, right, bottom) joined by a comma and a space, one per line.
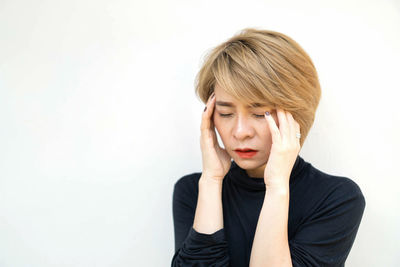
1, 0, 399, 266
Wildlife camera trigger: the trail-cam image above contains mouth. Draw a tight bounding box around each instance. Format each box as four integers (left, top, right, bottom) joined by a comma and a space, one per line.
235, 148, 257, 152
234, 148, 258, 158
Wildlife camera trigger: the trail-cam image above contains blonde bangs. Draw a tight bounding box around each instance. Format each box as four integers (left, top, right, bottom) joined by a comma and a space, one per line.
211, 43, 276, 108
211, 53, 271, 105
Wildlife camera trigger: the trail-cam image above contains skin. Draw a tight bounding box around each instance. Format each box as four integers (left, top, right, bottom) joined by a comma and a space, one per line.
203, 83, 301, 184
197, 83, 301, 265
212, 84, 278, 178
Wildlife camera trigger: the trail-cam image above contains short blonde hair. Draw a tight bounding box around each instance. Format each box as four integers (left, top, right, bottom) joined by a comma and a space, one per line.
195, 28, 321, 147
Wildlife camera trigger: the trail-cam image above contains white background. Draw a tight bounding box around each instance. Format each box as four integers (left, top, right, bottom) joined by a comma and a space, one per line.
1, 0, 399, 266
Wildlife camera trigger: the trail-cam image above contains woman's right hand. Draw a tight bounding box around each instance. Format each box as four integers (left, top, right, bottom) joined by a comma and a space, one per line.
200, 92, 232, 182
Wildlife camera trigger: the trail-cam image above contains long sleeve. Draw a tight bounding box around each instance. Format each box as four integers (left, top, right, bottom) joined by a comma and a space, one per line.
171, 157, 365, 266
171, 175, 230, 266
288, 177, 366, 267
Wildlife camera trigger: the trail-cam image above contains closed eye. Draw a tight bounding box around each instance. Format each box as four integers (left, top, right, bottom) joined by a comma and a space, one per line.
219, 113, 233, 117
218, 113, 265, 119
254, 114, 264, 118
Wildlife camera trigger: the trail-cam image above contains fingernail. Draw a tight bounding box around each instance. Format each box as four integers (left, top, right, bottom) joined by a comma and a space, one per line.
204, 106, 207, 112
265, 111, 270, 116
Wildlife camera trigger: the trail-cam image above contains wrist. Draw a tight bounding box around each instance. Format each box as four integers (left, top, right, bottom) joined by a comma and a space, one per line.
199, 175, 224, 187
265, 182, 290, 196
267, 186, 289, 195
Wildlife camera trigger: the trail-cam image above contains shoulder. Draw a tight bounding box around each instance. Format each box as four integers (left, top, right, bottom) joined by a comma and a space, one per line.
308, 165, 364, 198
173, 172, 202, 200
299, 163, 366, 215
174, 172, 202, 190
289, 163, 366, 266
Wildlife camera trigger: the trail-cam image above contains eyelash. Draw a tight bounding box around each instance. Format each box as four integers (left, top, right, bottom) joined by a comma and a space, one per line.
219, 113, 265, 119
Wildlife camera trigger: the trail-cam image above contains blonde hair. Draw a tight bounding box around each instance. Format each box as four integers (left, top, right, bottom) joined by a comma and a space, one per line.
195, 28, 321, 147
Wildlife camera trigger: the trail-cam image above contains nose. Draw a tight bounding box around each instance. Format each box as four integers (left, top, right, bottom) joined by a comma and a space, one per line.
233, 115, 255, 140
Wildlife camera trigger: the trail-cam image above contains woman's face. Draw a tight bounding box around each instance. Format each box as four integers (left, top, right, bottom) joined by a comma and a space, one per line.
212, 84, 279, 178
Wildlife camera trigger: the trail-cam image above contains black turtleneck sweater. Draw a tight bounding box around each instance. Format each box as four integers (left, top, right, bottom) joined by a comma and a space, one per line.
171, 155, 365, 267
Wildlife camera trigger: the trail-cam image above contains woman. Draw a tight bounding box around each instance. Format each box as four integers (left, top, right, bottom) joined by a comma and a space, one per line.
171, 28, 365, 267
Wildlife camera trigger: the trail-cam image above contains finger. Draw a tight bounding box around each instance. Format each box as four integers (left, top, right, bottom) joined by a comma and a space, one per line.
286, 111, 295, 137
276, 108, 289, 139
200, 93, 222, 151
295, 119, 301, 142
287, 112, 300, 134
200, 93, 215, 132
287, 112, 301, 144
264, 110, 281, 143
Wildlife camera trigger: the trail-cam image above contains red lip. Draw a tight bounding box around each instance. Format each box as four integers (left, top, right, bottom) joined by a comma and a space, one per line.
234, 148, 258, 158
235, 148, 257, 152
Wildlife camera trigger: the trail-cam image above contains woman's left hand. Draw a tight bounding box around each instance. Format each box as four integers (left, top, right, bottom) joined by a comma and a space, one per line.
263, 108, 301, 189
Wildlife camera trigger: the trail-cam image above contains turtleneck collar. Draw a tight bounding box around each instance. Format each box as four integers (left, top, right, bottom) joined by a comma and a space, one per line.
228, 155, 308, 191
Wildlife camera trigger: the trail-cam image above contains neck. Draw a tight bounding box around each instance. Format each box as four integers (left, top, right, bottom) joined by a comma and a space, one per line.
245, 163, 266, 178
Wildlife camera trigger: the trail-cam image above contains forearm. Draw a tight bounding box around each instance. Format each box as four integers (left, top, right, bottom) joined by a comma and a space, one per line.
192, 175, 224, 234
249, 185, 292, 267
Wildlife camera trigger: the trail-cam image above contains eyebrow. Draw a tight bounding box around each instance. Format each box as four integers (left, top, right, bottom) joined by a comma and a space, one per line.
216, 101, 267, 108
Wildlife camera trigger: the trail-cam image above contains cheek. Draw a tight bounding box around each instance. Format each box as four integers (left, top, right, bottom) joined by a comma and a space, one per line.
214, 118, 225, 135
256, 123, 273, 146
213, 118, 230, 141
258, 125, 272, 140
